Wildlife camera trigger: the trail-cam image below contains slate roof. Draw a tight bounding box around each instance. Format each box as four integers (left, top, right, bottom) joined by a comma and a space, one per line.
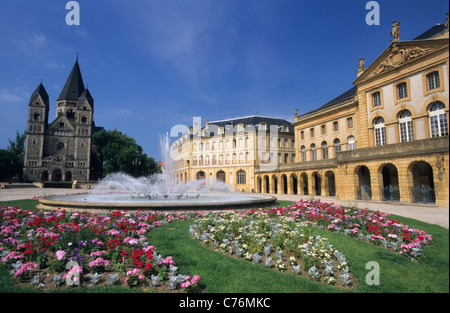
205, 116, 294, 133
297, 86, 357, 119
57, 59, 85, 101
29, 83, 49, 106
77, 88, 94, 110
413, 24, 447, 40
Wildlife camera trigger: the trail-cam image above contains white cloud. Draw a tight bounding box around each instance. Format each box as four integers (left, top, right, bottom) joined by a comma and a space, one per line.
0, 87, 29, 103
30, 33, 47, 49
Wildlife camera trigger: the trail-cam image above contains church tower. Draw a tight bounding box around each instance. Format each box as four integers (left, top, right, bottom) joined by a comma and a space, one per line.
23, 58, 98, 183
23, 83, 49, 180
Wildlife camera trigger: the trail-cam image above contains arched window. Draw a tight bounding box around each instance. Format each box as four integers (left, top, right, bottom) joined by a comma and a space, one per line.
374, 117, 386, 146
237, 170, 246, 185
311, 144, 317, 161
301, 146, 306, 162
333, 139, 341, 157
33, 112, 40, 121
429, 102, 448, 138
398, 110, 414, 142
321, 141, 328, 160
348, 136, 356, 150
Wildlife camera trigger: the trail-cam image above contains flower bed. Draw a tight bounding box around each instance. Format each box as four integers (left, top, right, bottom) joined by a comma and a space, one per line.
0, 206, 201, 292
0, 199, 434, 291
280, 200, 432, 260
190, 210, 354, 287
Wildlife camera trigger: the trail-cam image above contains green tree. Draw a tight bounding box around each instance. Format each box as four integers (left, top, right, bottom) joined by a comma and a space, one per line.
92, 129, 161, 177
0, 130, 26, 182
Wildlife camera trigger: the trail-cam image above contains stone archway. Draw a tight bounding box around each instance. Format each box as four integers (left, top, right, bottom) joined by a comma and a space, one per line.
264, 175, 270, 193
281, 174, 288, 194
216, 171, 226, 183
196, 171, 206, 180
312, 172, 321, 196
65, 171, 72, 182
291, 174, 298, 195
301, 173, 308, 195
52, 169, 62, 182
356, 166, 371, 200
325, 171, 336, 197
380, 163, 399, 201
257, 176, 262, 193
409, 161, 435, 203
41, 170, 49, 182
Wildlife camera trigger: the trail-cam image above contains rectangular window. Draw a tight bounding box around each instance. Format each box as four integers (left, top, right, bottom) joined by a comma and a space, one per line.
427, 72, 440, 90
310, 128, 315, 138
333, 121, 339, 132
301, 149, 306, 162
400, 120, 414, 142
430, 114, 449, 138
300, 131, 304, 139
397, 82, 408, 100
375, 127, 386, 146
372, 92, 381, 107
311, 148, 316, 161
347, 117, 353, 129
321, 125, 326, 134
322, 146, 328, 160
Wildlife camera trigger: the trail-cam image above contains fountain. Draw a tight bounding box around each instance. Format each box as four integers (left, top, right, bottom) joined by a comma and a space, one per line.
38, 134, 277, 211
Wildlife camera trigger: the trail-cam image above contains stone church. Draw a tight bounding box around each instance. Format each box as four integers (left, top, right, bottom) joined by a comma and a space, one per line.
23, 58, 102, 183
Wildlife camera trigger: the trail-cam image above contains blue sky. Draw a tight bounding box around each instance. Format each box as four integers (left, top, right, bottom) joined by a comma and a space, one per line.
0, 0, 448, 160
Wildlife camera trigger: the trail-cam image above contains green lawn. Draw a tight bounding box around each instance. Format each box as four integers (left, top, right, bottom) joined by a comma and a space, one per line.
0, 199, 448, 293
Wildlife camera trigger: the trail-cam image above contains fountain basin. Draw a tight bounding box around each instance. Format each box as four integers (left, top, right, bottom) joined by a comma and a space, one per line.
37, 192, 278, 211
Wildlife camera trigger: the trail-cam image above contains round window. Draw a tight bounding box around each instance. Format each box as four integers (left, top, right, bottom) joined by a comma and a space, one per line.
56, 142, 65, 150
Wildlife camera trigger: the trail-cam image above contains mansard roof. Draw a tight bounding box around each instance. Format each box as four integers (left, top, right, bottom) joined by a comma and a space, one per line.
206, 115, 294, 133
29, 83, 49, 106
57, 59, 85, 101
296, 86, 357, 120
413, 24, 447, 40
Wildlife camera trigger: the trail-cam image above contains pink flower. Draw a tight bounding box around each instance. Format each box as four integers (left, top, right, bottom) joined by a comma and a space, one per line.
15, 262, 38, 276
181, 281, 191, 288
56, 250, 66, 260
191, 275, 200, 285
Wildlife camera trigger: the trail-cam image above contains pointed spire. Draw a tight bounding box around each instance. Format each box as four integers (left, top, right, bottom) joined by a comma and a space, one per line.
29, 82, 49, 106
57, 58, 85, 101
77, 87, 94, 110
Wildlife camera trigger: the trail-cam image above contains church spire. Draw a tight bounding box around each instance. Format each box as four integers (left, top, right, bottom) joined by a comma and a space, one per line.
57, 58, 85, 101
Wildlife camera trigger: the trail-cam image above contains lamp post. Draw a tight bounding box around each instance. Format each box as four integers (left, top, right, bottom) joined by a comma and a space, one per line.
132, 158, 141, 177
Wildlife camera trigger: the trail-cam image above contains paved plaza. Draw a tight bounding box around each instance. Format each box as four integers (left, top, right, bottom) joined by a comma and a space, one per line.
0, 185, 448, 229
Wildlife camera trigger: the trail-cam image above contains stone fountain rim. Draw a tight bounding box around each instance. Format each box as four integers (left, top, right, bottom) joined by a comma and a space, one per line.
37, 193, 278, 211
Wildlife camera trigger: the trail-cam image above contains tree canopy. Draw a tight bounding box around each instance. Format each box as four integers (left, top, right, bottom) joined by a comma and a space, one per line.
0, 131, 26, 182
92, 129, 160, 177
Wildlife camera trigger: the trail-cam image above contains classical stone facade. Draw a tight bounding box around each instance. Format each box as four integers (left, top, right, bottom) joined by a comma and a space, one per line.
254, 17, 449, 207
168, 18, 449, 206
167, 116, 295, 192
23, 59, 102, 183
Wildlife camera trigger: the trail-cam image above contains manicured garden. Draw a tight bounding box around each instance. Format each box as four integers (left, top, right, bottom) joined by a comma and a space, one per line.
0, 198, 448, 293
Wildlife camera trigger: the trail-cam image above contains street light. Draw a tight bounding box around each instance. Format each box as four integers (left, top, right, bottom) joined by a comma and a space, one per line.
132, 158, 141, 177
